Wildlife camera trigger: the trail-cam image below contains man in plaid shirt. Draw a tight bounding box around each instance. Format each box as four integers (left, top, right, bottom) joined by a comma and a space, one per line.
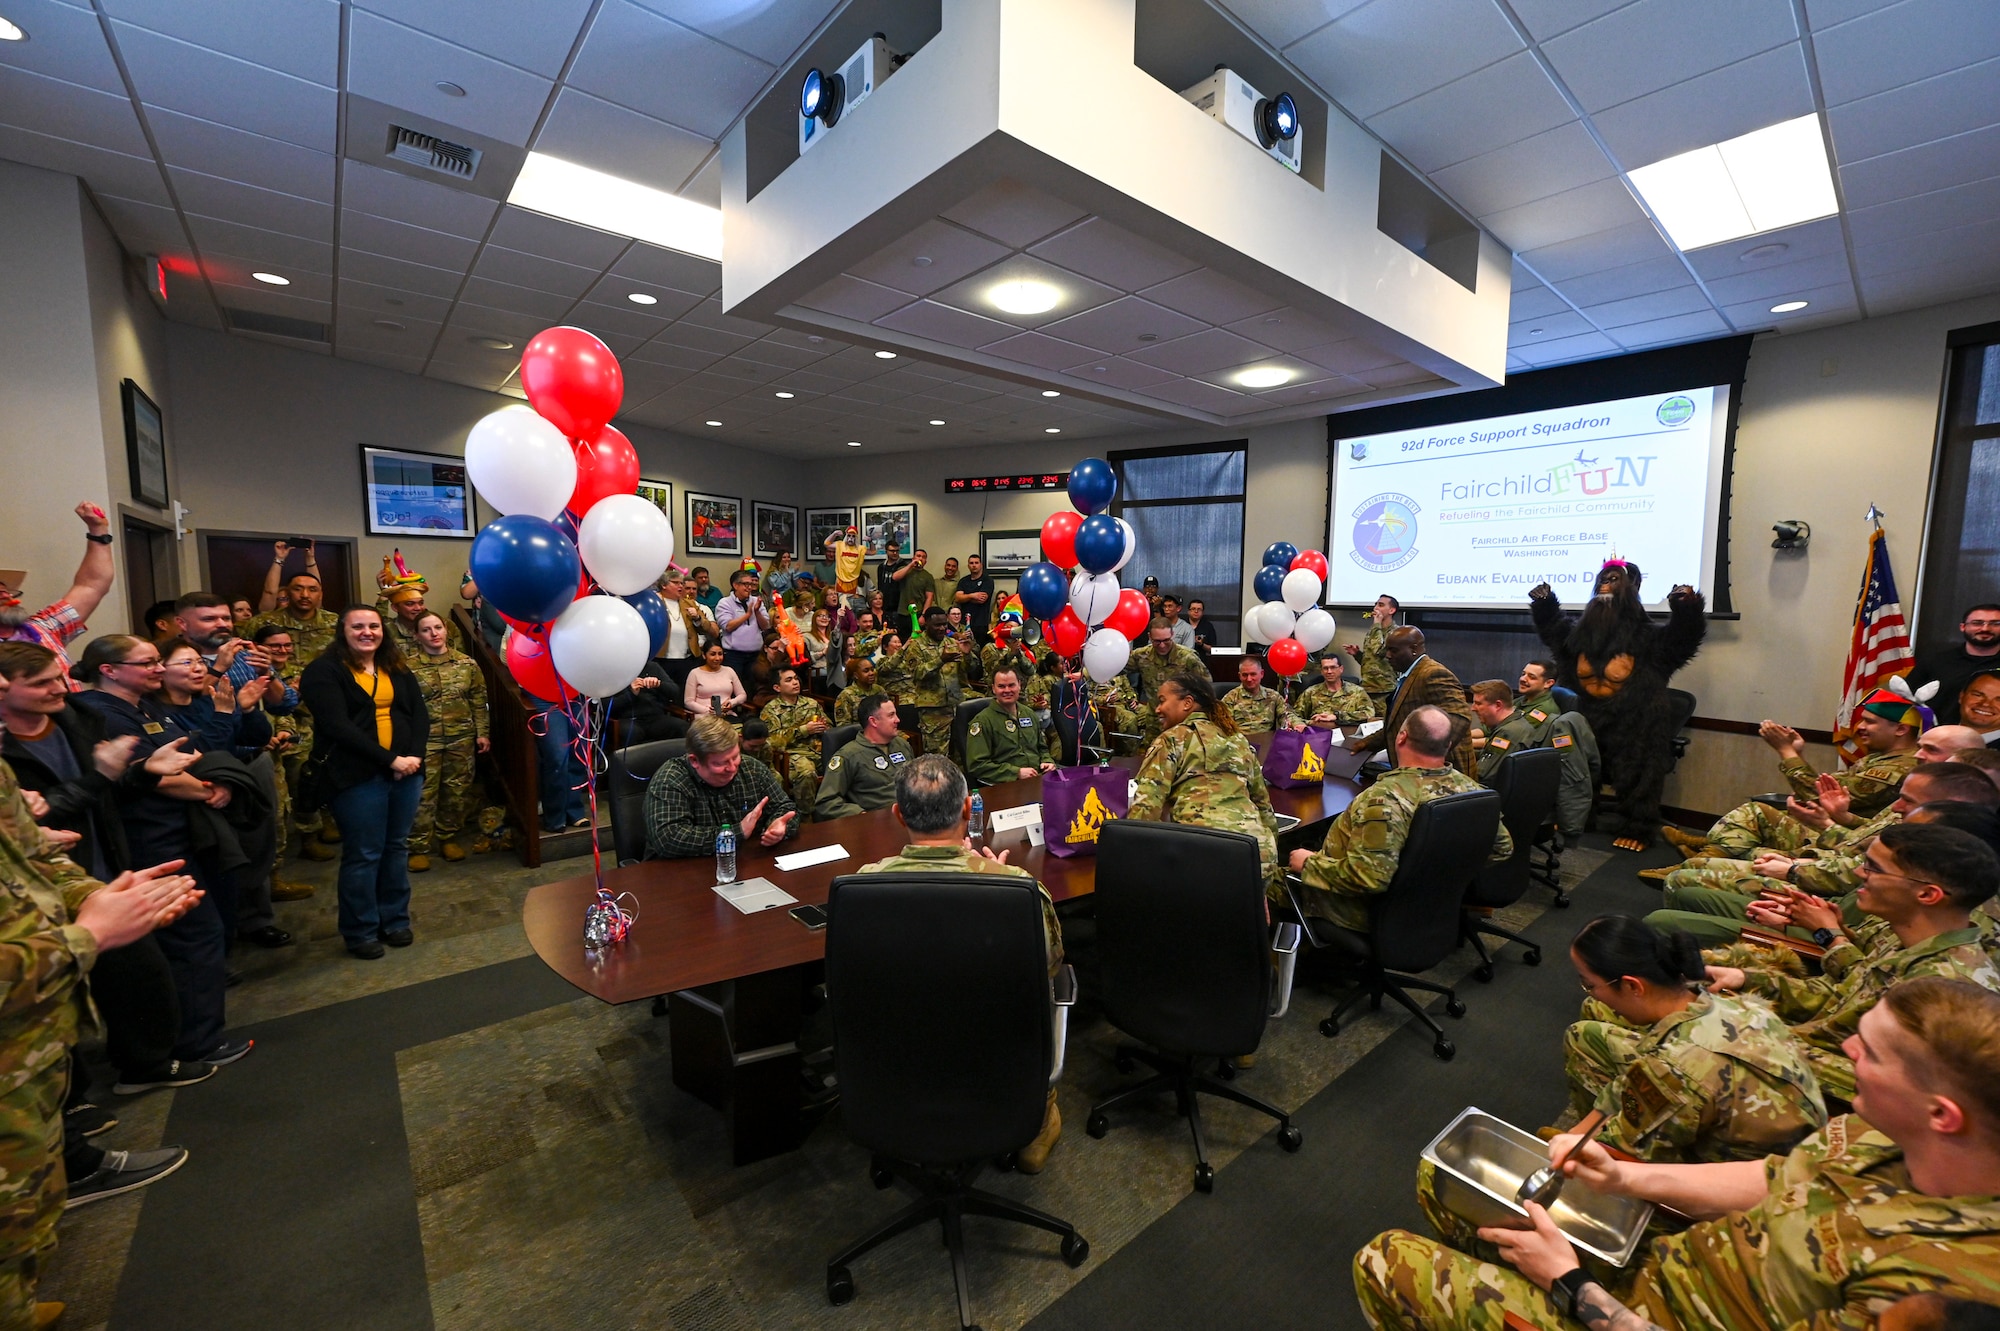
644, 715, 801, 860
0, 503, 118, 677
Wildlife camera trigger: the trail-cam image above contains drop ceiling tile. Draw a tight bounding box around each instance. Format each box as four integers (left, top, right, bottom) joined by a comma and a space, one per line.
818, 345, 903, 378
1545, 253, 1691, 304
145, 107, 335, 201
1841, 121, 2000, 209
824, 379, 903, 407
1510, 310, 1597, 342
1854, 213, 2000, 277
1542, 0, 1798, 113
100, 0, 339, 85
0, 0, 128, 92
912, 377, 1007, 405
214, 284, 332, 322
1849, 172, 2000, 248
1860, 258, 2000, 312
929, 256, 1121, 330
109, 20, 337, 151
1683, 215, 1846, 279
1283, 0, 1524, 120
1576, 284, 1711, 328
796, 274, 916, 322
462, 245, 597, 300
1828, 57, 2000, 165
1610, 309, 1733, 344
1718, 279, 1857, 325
781, 366, 866, 395
1138, 376, 1250, 415
1812, 0, 2000, 106
846, 219, 1012, 298
1190, 353, 1334, 393
654, 321, 755, 357
678, 296, 775, 340
1590, 42, 1815, 169
1701, 250, 1848, 302
629, 0, 841, 67
337, 278, 456, 323
347, 11, 555, 149
731, 338, 832, 371
566, 0, 774, 140
340, 161, 500, 240
487, 206, 630, 268
1250, 375, 1373, 409
1039, 296, 1207, 355
1511, 329, 1621, 363
460, 275, 574, 320
1803, 0, 1901, 26
1215, 0, 1369, 48
1506, 285, 1576, 321
443, 302, 546, 341
0, 64, 151, 157
341, 210, 478, 271
532, 88, 716, 194
627, 338, 719, 371
610, 242, 720, 295
939, 180, 1091, 249
1481, 176, 1646, 254
1507, 0, 1640, 40
579, 280, 704, 320
1366, 52, 1576, 173
187, 215, 333, 272
91, 193, 189, 254
1025, 216, 1203, 293
168, 168, 333, 240
1223, 307, 1357, 353
1126, 327, 1277, 374
1516, 219, 1673, 282
207, 260, 332, 302
343, 347, 430, 374
1139, 267, 1284, 324
353, 0, 595, 78
1430, 120, 1617, 217
678, 151, 720, 205
975, 331, 1095, 372
0, 130, 169, 209
1294, 339, 1401, 374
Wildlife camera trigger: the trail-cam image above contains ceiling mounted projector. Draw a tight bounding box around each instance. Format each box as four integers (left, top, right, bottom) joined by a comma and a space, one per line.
799, 34, 902, 156
1180, 68, 1303, 174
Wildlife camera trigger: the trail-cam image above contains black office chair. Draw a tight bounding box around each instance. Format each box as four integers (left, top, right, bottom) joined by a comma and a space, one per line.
819, 724, 859, 776
1086, 821, 1304, 1193
823, 872, 1084, 1331
1551, 685, 1580, 715
606, 739, 688, 866
1286, 788, 1501, 1061
1665, 688, 1697, 769
1464, 749, 1559, 981
949, 697, 989, 768
1215, 680, 1238, 698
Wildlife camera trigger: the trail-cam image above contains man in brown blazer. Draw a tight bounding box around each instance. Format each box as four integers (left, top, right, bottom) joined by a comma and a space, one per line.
1345, 627, 1477, 775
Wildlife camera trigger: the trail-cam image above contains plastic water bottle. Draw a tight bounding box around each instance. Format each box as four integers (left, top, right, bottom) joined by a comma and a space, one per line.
716, 824, 737, 884
968, 791, 985, 842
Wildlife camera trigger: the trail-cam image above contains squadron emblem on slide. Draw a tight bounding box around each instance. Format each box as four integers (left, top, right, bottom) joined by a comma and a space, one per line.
1349, 493, 1420, 574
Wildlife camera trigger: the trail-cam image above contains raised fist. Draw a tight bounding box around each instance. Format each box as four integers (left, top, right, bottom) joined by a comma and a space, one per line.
1528, 582, 1554, 602
1667, 584, 1702, 607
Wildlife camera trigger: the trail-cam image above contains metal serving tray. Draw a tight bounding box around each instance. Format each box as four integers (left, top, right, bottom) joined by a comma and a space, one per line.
1420, 1106, 1655, 1267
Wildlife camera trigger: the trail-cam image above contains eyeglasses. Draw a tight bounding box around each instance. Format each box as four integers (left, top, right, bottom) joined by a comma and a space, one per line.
111, 657, 164, 670
1856, 861, 1929, 886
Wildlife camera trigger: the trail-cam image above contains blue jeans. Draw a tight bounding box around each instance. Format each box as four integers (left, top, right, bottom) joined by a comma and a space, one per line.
533, 700, 590, 831
329, 773, 421, 946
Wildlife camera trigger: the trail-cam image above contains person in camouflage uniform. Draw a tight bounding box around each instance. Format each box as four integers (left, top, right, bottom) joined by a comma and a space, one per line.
1221, 655, 1299, 734
981, 636, 1038, 696
816, 694, 916, 820
1702, 822, 2000, 1101
1293, 654, 1375, 728
375, 553, 463, 658
1355, 977, 2000, 1331
1127, 672, 1282, 890
760, 664, 829, 817
887, 607, 973, 758
964, 666, 1055, 787
407, 612, 489, 867
1339, 594, 1400, 715
248, 571, 341, 856
1288, 706, 1511, 930
0, 751, 202, 1328
1131, 619, 1206, 748
1022, 657, 1058, 717
833, 656, 878, 728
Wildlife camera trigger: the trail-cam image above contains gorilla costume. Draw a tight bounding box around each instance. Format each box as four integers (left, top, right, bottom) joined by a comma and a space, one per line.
1529, 560, 1707, 850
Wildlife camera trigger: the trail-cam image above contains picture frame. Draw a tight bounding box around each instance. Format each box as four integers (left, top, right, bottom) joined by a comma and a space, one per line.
753, 501, 800, 559
360, 445, 474, 538
636, 477, 674, 528
121, 379, 169, 509
686, 490, 742, 557
806, 507, 857, 560
858, 503, 917, 560
979, 529, 1043, 574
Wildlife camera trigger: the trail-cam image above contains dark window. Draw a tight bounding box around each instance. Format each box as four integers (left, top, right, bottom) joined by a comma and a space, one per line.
1110, 442, 1247, 646
1918, 324, 2000, 654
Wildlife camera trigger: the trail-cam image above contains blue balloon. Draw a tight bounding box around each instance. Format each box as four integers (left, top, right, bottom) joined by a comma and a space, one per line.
469, 515, 581, 625
624, 589, 669, 657
1073, 513, 1124, 575
1017, 561, 1070, 621
1262, 540, 1300, 569
1253, 564, 1287, 602
1066, 458, 1118, 516
554, 508, 582, 546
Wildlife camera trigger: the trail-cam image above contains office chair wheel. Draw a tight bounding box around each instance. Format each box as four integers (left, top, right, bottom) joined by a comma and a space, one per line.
1062, 1233, 1090, 1267
1278, 1125, 1303, 1153
1086, 1113, 1109, 1139
1114, 1050, 1136, 1074
1319, 1017, 1340, 1038
993, 1152, 1017, 1173
1553, 890, 1571, 908
1433, 1038, 1456, 1061
826, 1266, 855, 1305
1473, 962, 1495, 983
1445, 997, 1467, 1019
651, 996, 667, 1017
1193, 1163, 1215, 1194
1216, 1059, 1236, 1081
869, 1163, 894, 1189
1524, 948, 1543, 966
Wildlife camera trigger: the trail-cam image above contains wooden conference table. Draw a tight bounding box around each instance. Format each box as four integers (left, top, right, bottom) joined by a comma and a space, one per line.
523, 735, 1360, 1164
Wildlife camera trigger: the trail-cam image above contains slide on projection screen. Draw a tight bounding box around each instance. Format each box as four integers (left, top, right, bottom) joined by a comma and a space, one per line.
1327, 386, 1732, 610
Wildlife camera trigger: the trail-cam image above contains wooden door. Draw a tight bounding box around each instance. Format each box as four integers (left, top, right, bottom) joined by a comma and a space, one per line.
202, 533, 356, 614
121, 513, 176, 632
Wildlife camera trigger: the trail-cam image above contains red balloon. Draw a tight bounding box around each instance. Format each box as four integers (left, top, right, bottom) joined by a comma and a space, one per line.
1102, 588, 1152, 641
1041, 511, 1082, 569
506, 629, 568, 701
1267, 637, 1308, 678
1289, 549, 1330, 583
521, 326, 624, 440
1047, 607, 1088, 658
568, 424, 640, 516
497, 609, 550, 641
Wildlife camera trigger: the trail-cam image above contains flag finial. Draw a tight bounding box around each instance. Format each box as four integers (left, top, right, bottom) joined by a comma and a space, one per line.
1864, 503, 1883, 527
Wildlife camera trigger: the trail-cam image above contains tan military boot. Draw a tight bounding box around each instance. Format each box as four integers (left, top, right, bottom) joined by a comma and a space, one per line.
1015, 1093, 1062, 1174
407, 853, 431, 872
1636, 866, 1675, 884
318, 825, 342, 845
440, 841, 466, 862
301, 839, 337, 861
1659, 825, 1709, 857
35, 1302, 64, 1329
271, 877, 316, 901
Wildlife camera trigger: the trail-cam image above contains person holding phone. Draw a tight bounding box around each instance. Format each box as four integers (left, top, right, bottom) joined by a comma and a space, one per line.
714, 569, 771, 681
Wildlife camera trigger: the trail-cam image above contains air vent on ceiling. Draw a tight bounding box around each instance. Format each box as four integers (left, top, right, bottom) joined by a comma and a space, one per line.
387, 125, 481, 179
223, 307, 328, 344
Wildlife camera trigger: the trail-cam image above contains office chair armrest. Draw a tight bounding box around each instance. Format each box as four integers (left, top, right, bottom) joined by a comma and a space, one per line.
1281, 875, 1327, 950
1269, 921, 1302, 1018
618, 857, 639, 869
1050, 964, 1078, 1085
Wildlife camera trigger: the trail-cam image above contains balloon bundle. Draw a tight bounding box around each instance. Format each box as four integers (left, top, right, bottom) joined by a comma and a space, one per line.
1244, 541, 1337, 685
583, 889, 638, 950
1016, 460, 1150, 702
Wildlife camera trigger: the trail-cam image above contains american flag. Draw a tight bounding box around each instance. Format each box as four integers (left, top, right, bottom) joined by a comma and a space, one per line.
1833, 526, 1914, 762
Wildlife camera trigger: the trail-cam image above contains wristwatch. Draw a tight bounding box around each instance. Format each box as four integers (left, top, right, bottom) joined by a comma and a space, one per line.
1550, 1267, 1595, 1319
1812, 927, 1838, 948
85, 532, 113, 545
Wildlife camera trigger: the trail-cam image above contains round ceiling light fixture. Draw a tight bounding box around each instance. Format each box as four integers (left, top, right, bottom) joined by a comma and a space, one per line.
1237, 365, 1293, 388
706, 420, 722, 427
929, 419, 945, 426
251, 271, 290, 286
469, 335, 514, 350
0, 16, 26, 40
371, 318, 406, 331
627, 292, 658, 305
987, 278, 1062, 315
1041, 389, 1061, 397
1044, 427, 1062, 434
846, 440, 862, 447
775, 390, 795, 398
1256, 91, 1299, 149
874, 350, 896, 359
800, 66, 845, 127
1770, 300, 1809, 313
434, 80, 466, 97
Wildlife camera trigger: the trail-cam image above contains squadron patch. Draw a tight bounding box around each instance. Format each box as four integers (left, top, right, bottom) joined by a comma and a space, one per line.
874, 756, 888, 769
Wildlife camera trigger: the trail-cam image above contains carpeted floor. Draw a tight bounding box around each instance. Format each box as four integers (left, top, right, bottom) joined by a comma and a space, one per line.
43, 833, 1675, 1331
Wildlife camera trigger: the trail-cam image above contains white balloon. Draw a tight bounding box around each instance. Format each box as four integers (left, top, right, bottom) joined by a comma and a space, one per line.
547, 595, 651, 698
1243, 604, 1270, 645
1082, 628, 1131, 684
1069, 569, 1121, 627
577, 493, 675, 595
1281, 566, 1323, 613
464, 405, 576, 521
1253, 602, 1296, 643
1108, 518, 1137, 574
1293, 606, 1337, 654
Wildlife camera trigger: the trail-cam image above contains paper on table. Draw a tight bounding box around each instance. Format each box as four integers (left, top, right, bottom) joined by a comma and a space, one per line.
773, 843, 850, 873
715, 877, 797, 914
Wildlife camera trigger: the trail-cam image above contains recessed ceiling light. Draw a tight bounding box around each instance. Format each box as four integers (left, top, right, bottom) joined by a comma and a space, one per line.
1044, 427, 1061, 434
846, 440, 861, 447
987, 278, 1062, 315
434, 80, 466, 97
507, 152, 723, 261
1041, 389, 1061, 397
1741, 242, 1790, 262
251, 272, 289, 286
1236, 366, 1292, 388
627, 292, 658, 305
1529, 327, 1545, 335
929, 419, 945, 426
913, 256, 933, 267
1627, 113, 1837, 251
807, 335, 824, 343
372, 318, 405, 331
1770, 300, 1809, 313
874, 350, 896, 359
0, 16, 25, 40
469, 335, 514, 350
775, 391, 795, 398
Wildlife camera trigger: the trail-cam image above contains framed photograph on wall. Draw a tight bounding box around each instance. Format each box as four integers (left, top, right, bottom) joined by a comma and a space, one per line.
979, 529, 1043, 574
806, 507, 856, 560
859, 503, 917, 560
686, 491, 742, 558
636, 478, 674, 528
753, 501, 800, 559
360, 445, 474, 538
121, 380, 169, 509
